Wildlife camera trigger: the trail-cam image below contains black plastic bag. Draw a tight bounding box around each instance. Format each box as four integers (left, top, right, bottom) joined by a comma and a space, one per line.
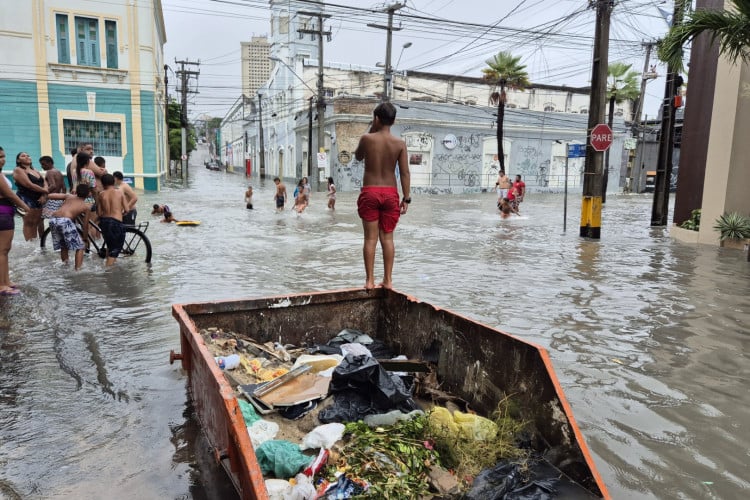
463, 460, 558, 500
318, 354, 418, 423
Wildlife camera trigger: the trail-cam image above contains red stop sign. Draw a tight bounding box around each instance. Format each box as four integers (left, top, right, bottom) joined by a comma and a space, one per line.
590, 123, 613, 152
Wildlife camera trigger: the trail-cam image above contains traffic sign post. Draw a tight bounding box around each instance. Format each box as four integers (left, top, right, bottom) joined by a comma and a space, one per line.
590, 123, 613, 152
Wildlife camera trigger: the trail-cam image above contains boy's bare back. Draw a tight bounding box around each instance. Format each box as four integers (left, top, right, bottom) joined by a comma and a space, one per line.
356, 131, 408, 187
98, 187, 126, 220
52, 195, 90, 220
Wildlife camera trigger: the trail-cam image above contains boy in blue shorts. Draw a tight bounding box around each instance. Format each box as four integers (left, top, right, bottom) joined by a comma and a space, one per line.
47, 184, 92, 270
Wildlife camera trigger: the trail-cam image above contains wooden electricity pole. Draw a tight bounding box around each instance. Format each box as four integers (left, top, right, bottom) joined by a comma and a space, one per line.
175, 59, 200, 179
298, 10, 331, 191
368, 2, 405, 101
651, 2, 684, 226
580, 0, 613, 239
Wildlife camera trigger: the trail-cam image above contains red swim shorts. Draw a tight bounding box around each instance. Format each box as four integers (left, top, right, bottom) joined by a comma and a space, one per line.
357, 186, 401, 233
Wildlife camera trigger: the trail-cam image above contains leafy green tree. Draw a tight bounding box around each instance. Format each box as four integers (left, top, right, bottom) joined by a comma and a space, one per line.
167, 100, 196, 161
603, 63, 640, 201
658, 0, 750, 71
482, 51, 530, 171
206, 117, 223, 153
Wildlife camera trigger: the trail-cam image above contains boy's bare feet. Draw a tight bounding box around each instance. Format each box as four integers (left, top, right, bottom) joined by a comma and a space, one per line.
379, 281, 393, 290
364, 280, 376, 290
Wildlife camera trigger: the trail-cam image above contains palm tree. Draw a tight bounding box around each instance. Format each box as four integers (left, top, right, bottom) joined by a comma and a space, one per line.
658, 0, 750, 71
603, 63, 640, 202
482, 51, 530, 171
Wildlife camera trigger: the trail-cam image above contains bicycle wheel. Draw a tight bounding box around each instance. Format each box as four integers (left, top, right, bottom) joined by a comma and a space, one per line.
120, 227, 152, 263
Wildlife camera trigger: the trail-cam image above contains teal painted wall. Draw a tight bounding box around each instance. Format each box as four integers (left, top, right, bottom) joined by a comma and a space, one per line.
1, 82, 165, 192
47, 84, 134, 175
0, 81, 41, 163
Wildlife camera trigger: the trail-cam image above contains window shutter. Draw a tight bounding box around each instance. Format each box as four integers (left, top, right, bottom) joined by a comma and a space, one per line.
105, 20, 117, 69
56, 14, 70, 64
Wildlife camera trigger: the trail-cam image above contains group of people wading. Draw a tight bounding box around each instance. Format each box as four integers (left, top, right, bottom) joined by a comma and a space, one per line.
494, 170, 526, 218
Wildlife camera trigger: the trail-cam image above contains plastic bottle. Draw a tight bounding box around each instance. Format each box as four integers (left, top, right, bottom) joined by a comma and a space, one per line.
215, 354, 241, 370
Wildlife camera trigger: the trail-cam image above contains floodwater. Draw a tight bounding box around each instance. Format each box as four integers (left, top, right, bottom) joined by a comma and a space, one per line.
1, 146, 748, 499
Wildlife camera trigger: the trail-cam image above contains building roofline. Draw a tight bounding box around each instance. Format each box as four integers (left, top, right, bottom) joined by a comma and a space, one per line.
154, 0, 167, 44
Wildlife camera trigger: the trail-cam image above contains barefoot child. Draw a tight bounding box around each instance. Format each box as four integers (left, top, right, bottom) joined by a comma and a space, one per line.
273, 177, 287, 211
97, 173, 127, 266
327, 176, 336, 210
293, 179, 308, 214
47, 184, 93, 270
354, 102, 411, 290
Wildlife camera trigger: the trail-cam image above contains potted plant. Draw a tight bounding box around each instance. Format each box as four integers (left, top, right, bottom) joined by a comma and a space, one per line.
713, 212, 750, 249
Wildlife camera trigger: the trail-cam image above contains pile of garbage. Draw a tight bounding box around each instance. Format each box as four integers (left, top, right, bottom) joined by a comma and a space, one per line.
200, 327, 557, 499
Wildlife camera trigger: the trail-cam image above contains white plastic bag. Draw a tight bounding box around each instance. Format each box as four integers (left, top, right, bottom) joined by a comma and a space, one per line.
247, 419, 279, 449
300, 423, 345, 450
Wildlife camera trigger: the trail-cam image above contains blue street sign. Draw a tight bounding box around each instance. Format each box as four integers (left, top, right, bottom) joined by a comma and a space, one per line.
567, 144, 586, 158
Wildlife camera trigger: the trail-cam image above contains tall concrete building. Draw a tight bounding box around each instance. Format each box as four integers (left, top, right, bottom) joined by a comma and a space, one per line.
241, 36, 271, 96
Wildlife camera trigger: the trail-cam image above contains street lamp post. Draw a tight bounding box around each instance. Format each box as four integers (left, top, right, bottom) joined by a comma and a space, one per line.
257, 92, 266, 178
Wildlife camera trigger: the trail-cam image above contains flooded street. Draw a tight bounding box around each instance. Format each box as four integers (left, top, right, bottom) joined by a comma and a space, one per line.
1, 149, 749, 499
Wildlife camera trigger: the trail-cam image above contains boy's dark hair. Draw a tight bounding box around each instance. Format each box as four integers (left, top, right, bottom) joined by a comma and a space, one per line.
273, 177, 280, 182
70, 148, 78, 156
113, 171, 124, 180
101, 173, 115, 187
373, 102, 397, 126
39, 155, 54, 165
153, 204, 160, 210
75, 184, 90, 198
94, 156, 106, 167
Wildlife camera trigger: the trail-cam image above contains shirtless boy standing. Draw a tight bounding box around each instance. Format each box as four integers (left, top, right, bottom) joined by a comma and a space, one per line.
273, 177, 287, 211
97, 173, 127, 266
47, 184, 92, 270
354, 102, 411, 290
113, 171, 138, 225
495, 170, 511, 207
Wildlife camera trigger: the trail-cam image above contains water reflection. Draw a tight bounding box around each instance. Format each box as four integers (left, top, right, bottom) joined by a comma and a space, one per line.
0, 148, 748, 499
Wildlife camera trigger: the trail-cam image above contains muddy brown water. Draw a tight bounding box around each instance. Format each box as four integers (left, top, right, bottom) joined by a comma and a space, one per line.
1, 147, 748, 499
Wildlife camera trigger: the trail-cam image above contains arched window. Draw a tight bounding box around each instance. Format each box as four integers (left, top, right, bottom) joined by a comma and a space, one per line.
543, 103, 556, 112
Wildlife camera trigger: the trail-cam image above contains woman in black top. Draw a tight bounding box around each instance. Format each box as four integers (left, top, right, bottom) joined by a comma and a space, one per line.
1, 147, 31, 295
13, 151, 48, 241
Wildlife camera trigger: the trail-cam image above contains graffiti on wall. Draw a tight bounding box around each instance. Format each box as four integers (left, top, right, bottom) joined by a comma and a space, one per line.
338, 157, 364, 189
515, 145, 552, 186
433, 152, 483, 186
455, 133, 480, 152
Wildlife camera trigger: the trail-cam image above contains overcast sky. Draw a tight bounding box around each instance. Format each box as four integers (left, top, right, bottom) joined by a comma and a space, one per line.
162, 0, 674, 120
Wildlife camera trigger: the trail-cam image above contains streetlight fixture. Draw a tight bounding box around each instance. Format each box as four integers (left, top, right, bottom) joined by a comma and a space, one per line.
395, 42, 412, 69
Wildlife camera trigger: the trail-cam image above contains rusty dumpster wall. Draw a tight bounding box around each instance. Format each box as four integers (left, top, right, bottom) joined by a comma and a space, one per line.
375, 291, 602, 497
174, 288, 605, 498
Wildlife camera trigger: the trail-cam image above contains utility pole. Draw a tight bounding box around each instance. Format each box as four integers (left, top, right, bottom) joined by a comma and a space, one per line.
175, 59, 200, 179
298, 10, 331, 191
368, 3, 405, 101
164, 64, 170, 177
308, 96, 314, 179
651, 3, 684, 226
580, 0, 613, 239
257, 93, 266, 178
630, 41, 657, 193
